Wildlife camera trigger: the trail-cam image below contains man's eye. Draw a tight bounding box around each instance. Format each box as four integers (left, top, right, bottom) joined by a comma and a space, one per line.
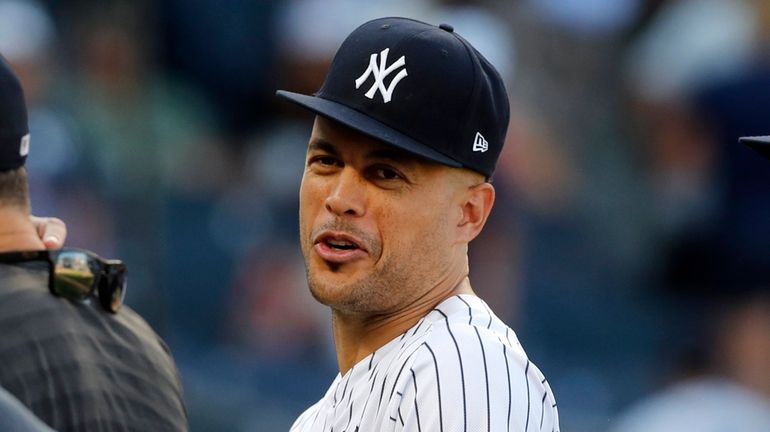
310, 156, 338, 167
374, 167, 401, 180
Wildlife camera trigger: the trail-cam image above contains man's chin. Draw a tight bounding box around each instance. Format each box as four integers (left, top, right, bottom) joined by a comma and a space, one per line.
308, 270, 356, 291
308, 285, 352, 310
307, 272, 366, 306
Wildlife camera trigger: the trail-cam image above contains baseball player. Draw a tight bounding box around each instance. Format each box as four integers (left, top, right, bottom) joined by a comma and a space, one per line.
277, 17, 559, 431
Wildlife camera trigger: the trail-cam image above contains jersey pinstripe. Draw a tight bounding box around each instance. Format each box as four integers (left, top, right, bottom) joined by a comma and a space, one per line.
290, 294, 559, 432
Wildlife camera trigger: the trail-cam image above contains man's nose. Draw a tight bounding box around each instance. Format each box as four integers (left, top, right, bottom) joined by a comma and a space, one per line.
325, 167, 366, 216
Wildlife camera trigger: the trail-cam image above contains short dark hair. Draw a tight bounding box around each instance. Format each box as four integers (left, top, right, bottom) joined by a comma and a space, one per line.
0, 167, 31, 211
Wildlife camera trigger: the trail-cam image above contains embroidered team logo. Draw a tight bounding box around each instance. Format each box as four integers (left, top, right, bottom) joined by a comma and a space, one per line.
19, 134, 30, 157
473, 132, 488, 152
354, 48, 408, 103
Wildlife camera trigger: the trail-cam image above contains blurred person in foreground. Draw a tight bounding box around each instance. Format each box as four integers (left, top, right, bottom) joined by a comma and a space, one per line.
0, 55, 187, 431
277, 17, 558, 431
0, 0, 113, 255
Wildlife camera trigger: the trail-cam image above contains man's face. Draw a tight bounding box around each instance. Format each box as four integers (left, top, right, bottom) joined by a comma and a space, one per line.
299, 116, 467, 315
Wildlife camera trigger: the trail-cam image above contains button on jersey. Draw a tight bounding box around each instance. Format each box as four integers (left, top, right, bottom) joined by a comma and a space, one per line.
291, 295, 559, 432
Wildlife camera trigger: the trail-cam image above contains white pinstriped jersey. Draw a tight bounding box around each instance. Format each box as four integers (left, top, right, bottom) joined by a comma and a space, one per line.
290, 294, 559, 432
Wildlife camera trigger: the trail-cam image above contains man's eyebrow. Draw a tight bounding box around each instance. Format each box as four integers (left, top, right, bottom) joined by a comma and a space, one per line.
307, 139, 339, 155
309, 139, 418, 163
366, 148, 418, 163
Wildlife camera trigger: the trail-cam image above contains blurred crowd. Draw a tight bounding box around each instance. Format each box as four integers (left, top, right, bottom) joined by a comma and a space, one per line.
1, 0, 769, 430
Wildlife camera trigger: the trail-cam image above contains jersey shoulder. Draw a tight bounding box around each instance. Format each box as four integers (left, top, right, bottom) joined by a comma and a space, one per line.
389, 296, 559, 432
415, 295, 529, 367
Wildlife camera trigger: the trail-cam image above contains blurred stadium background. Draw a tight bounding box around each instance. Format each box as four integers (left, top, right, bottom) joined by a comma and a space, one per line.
2, 0, 769, 430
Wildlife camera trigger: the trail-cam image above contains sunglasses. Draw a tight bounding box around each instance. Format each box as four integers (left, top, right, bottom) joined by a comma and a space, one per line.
0, 248, 127, 313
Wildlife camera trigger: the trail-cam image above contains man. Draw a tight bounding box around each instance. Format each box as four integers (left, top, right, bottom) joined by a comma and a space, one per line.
0, 55, 188, 430
277, 17, 559, 431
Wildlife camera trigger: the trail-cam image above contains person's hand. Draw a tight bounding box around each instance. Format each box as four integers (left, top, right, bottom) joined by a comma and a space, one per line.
30, 216, 67, 249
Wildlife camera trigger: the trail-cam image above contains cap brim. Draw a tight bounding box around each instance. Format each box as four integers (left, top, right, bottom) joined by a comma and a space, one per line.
276, 90, 462, 168
739, 136, 770, 160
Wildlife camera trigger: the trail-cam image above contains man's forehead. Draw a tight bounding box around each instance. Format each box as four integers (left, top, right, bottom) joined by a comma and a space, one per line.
310, 115, 376, 143
309, 116, 430, 162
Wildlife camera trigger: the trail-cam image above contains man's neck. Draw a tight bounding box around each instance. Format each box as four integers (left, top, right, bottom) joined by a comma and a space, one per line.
331, 277, 475, 374
0, 207, 45, 252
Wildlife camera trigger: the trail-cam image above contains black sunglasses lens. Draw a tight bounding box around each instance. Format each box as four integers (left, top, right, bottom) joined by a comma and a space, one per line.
52, 251, 96, 300
111, 271, 126, 312
100, 267, 126, 313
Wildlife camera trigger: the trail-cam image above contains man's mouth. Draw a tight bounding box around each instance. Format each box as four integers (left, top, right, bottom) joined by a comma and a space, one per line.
325, 239, 359, 250
313, 231, 368, 264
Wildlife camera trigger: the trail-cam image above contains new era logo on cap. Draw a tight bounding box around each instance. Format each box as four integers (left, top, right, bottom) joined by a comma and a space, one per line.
19, 134, 30, 157
276, 17, 510, 178
473, 132, 488, 153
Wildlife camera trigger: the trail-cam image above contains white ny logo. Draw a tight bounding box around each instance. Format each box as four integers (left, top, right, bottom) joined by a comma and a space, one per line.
354, 48, 408, 103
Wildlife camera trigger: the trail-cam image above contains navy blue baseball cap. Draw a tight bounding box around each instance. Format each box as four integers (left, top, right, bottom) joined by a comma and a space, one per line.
0, 55, 29, 171
277, 17, 510, 178
739, 136, 770, 160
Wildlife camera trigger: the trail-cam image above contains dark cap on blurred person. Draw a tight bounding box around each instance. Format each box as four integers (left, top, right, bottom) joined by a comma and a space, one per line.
739, 136, 770, 160
0, 55, 29, 172
277, 17, 510, 179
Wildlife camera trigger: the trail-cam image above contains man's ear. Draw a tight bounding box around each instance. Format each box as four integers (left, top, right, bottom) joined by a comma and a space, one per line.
457, 182, 495, 243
